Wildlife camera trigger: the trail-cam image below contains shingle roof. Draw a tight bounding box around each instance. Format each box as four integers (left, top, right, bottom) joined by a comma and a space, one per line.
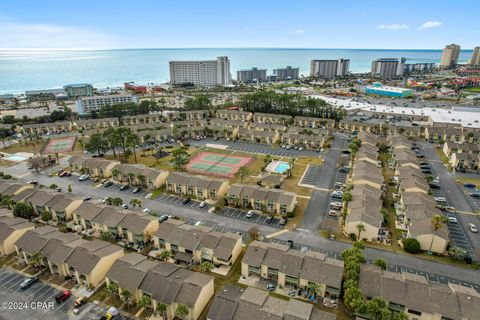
66, 239, 122, 274
91, 207, 126, 228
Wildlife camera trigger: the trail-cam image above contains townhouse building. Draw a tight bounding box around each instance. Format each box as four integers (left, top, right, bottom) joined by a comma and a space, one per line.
22, 121, 72, 136
226, 184, 297, 215
237, 127, 279, 144
293, 116, 335, 129
360, 265, 479, 320
111, 163, 169, 189
253, 113, 293, 125
215, 109, 252, 122
166, 172, 228, 201
106, 253, 214, 320
208, 285, 336, 320
152, 220, 242, 267
0, 216, 35, 256
242, 241, 344, 299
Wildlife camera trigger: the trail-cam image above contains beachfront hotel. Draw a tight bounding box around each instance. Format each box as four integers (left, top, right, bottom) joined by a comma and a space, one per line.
76, 94, 137, 115
310, 59, 350, 79
169, 56, 231, 87
371, 58, 405, 79
440, 43, 461, 69
237, 67, 267, 82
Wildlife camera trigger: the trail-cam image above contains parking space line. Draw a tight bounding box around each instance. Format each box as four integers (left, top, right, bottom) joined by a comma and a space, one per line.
36, 287, 56, 301
3, 274, 22, 288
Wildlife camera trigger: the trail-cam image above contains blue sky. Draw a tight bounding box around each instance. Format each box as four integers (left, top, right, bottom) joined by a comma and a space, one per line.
1, 0, 478, 49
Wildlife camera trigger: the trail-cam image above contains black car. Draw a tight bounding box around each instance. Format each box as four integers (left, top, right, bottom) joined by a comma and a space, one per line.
20, 276, 38, 289
265, 216, 274, 224
182, 197, 191, 205
338, 166, 350, 173
119, 185, 129, 191
287, 240, 294, 249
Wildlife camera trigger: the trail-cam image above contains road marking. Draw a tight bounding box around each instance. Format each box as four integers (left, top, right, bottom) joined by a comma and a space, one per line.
296, 195, 311, 199
296, 228, 311, 233
18, 173, 31, 178
265, 229, 289, 239
456, 210, 477, 216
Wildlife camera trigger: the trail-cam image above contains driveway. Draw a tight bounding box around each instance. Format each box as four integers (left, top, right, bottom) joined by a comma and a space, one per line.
300, 133, 348, 231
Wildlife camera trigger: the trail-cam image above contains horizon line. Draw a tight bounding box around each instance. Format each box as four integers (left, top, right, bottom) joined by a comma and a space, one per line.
0, 46, 475, 51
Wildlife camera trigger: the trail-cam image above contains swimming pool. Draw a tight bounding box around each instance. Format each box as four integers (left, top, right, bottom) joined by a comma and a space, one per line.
5, 154, 28, 162
275, 162, 290, 174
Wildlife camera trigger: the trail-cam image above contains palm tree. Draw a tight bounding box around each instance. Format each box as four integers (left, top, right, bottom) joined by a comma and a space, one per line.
356, 224, 365, 241
137, 174, 146, 187
129, 198, 142, 209
127, 132, 140, 164
127, 173, 135, 185
235, 166, 250, 184
175, 304, 189, 320
107, 282, 119, 294
28, 251, 44, 270
120, 289, 132, 306
199, 261, 214, 273
137, 294, 152, 309
428, 214, 445, 254
157, 250, 171, 261
307, 282, 320, 298
156, 302, 168, 318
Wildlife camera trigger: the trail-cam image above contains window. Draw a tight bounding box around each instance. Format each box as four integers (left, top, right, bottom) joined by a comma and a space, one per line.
407, 309, 422, 316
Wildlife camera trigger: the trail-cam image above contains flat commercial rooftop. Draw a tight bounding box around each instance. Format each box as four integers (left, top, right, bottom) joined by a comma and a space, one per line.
313, 95, 480, 128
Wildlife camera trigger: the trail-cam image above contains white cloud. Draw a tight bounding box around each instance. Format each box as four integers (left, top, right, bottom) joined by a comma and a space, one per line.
418, 21, 442, 30
0, 16, 120, 49
287, 29, 306, 36
377, 24, 410, 31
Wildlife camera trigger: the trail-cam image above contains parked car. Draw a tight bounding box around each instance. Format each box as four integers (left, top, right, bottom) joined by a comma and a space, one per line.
119, 185, 129, 191
142, 208, 151, 213
78, 175, 89, 181
265, 215, 274, 224
434, 197, 446, 203
20, 276, 38, 289
328, 210, 338, 217
468, 223, 478, 233
182, 197, 191, 205
145, 193, 153, 199
55, 290, 71, 303
463, 183, 477, 189
27, 180, 38, 185
338, 166, 350, 173
331, 191, 343, 199
83, 196, 92, 201
74, 296, 86, 308
121, 204, 128, 209
199, 201, 207, 208
447, 216, 458, 224
470, 193, 480, 199
132, 187, 142, 194
246, 210, 255, 218
279, 217, 288, 226
266, 283, 275, 291
158, 214, 169, 223
103, 181, 114, 187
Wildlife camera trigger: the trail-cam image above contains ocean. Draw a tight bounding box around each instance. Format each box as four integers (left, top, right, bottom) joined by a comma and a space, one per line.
0, 48, 474, 94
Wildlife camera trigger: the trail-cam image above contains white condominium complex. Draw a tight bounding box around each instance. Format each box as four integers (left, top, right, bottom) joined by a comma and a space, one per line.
169, 56, 231, 87
273, 66, 299, 81
371, 58, 405, 79
440, 44, 461, 69
76, 94, 137, 115
469, 46, 480, 65
310, 59, 350, 79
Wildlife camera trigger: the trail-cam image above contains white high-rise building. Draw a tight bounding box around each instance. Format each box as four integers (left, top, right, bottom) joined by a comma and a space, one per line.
371, 58, 405, 79
440, 44, 461, 69
310, 59, 350, 79
468, 47, 480, 65
237, 67, 267, 82
169, 56, 231, 87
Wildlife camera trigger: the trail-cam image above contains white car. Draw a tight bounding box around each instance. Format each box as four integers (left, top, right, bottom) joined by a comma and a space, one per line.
121, 204, 128, 209
78, 174, 89, 181
447, 216, 458, 224
199, 201, 207, 208
142, 208, 151, 213
145, 193, 153, 199
434, 197, 446, 203
468, 223, 478, 233
246, 210, 255, 218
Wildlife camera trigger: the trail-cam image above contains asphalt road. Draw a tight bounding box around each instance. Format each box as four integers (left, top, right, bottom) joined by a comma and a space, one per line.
300, 133, 348, 231
418, 142, 480, 260
2, 153, 480, 292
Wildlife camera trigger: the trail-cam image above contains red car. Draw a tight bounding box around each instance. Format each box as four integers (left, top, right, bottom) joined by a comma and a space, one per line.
55, 290, 71, 303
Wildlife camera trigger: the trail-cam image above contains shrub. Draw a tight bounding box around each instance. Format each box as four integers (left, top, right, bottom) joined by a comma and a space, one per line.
348, 233, 357, 241
403, 238, 421, 253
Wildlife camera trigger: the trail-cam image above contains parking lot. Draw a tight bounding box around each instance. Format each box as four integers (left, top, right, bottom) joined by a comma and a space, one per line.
218, 207, 283, 228
189, 138, 319, 157
416, 144, 476, 257
154, 193, 211, 211
0, 268, 74, 320
300, 165, 322, 186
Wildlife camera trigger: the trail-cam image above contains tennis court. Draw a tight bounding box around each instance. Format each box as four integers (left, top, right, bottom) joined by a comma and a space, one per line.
42, 135, 76, 155
186, 151, 254, 178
